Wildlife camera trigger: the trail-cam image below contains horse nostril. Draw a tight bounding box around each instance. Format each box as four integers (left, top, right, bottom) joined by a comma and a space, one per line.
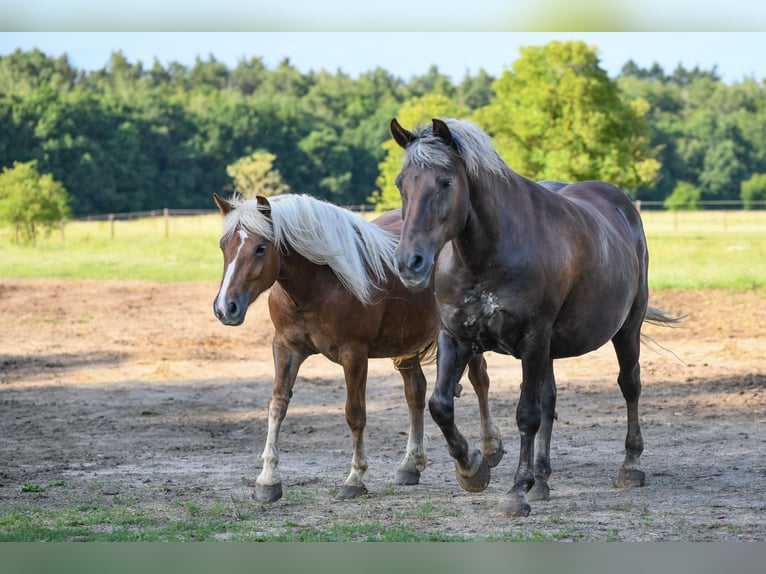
408, 253, 424, 272
227, 301, 239, 316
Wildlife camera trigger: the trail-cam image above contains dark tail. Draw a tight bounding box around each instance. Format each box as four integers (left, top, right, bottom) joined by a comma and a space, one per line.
644, 305, 684, 327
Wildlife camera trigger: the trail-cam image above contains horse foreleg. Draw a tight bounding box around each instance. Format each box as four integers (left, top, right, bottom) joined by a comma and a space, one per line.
528, 359, 556, 502
255, 341, 306, 503
393, 356, 428, 486
336, 349, 369, 500
429, 331, 490, 493
497, 345, 550, 517
466, 354, 503, 468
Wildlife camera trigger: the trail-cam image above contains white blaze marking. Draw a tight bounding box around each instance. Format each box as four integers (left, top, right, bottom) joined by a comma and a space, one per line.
216, 229, 248, 314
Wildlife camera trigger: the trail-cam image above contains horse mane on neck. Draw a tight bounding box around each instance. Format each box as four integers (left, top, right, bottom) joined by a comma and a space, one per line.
404, 118, 513, 185
222, 194, 398, 305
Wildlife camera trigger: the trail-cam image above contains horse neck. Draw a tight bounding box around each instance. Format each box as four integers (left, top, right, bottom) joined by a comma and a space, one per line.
450, 170, 538, 271
275, 247, 329, 305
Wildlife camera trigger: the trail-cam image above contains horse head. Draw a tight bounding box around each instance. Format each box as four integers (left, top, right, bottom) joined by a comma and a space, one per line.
213, 193, 281, 326
390, 118, 471, 290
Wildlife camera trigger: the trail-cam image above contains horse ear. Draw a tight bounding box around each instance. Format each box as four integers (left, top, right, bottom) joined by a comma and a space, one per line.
432, 118, 457, 151
213, 193, 233, 215
256, 195, 272, 218
390, 118, 415, 149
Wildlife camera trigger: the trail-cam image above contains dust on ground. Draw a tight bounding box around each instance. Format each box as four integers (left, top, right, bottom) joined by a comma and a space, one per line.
1, 280, 764, 541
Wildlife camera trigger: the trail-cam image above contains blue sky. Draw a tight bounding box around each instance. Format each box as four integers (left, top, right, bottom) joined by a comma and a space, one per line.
2, 32, 765, 84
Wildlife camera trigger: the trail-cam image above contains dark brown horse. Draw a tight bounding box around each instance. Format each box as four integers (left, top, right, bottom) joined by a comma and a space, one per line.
212, 193, 503, 502
390, 117, 679, 517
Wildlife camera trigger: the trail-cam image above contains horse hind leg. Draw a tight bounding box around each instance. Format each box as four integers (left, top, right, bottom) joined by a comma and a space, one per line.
336, 350, 370, 500
466, 354, 504, 468
612, 321, 646, 488
392, 355, 428, 486
528, 359, 556, 502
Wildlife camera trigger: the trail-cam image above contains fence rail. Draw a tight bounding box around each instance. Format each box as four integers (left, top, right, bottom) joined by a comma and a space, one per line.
54, 200, 766, 241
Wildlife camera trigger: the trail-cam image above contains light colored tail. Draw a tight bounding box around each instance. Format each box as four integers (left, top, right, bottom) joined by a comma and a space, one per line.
642, 305, 685, 362
393, 339, 438, 370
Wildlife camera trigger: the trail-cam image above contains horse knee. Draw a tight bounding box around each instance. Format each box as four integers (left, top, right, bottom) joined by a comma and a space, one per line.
428, 393, 454, 428
516, 402, 541, 435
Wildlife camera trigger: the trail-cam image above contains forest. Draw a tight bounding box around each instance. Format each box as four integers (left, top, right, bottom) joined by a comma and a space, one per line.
1, 40, 766, 217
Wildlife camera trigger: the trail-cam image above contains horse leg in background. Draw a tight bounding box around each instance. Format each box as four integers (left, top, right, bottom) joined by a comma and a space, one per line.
466, 354, 504, 468
528, 360, 556, 502
497, 339, 551, 517
392, 355, 428, 485
255, 341, 308, 503
611, 317, 646, 488
429, 331, 490, 493
336, 348, 370, 500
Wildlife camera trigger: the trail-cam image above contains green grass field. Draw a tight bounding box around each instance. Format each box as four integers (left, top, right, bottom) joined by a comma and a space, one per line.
0, 210, 764, 289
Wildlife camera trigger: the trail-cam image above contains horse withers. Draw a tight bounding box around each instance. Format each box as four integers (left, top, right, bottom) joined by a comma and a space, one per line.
212, 193, 503, 502
390, 117, 679, 517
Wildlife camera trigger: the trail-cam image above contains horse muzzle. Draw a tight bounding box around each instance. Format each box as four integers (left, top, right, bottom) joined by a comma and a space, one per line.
213, 293, 249, 326
394, 250, 434, 291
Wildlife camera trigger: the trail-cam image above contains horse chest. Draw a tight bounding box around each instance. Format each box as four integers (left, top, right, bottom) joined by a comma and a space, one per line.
441, 289, 524, 356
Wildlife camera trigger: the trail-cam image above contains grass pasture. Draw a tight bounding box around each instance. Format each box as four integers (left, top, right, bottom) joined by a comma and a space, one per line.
0, 209, 764, 288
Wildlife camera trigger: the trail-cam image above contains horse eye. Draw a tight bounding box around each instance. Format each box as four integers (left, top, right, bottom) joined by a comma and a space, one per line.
439, 178, 453, 191
254, 244, 267, 256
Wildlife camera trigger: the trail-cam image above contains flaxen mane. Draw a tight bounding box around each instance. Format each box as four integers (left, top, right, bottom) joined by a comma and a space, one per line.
222, 194, 398, 305
403, 118, 512, 183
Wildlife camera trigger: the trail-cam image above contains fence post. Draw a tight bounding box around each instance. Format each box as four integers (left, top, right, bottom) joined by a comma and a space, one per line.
164, 208, 169, 239
109, 214, 115, 238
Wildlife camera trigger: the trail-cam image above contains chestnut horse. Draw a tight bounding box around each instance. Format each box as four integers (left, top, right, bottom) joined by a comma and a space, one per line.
390, 117, 679, 517
213, 193, 503, 502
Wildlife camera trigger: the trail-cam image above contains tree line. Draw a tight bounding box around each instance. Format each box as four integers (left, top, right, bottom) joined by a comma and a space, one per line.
1, 40, 765, 221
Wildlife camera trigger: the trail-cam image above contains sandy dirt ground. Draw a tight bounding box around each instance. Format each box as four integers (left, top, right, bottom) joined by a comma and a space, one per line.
1, 280, 764, 541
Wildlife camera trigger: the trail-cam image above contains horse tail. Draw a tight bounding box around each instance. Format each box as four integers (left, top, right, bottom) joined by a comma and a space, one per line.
643, 305, 684, 327
392, 339, 438, 370
641, 305, 685, 361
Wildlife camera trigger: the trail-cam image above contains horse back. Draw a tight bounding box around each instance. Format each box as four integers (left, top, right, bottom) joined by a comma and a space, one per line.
370, 208, 403, 235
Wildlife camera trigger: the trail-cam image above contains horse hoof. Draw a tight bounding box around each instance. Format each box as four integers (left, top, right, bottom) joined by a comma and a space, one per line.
483, 446, 504, 468
395, 469, 421, 486
254, 482, 283, 503
456, 457, 490, 493
495, 496, 531, 518
615, 468, 646, 488
335, 484, 368, 500
528, 480, 550, 502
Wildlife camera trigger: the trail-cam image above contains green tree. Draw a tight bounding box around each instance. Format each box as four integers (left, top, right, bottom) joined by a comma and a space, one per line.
226, 151, 289, 198
0, 160, 71, 243
663, 181, 700, 211
741, 173, 766, 209
370, 94, 470, 210
474, 40, 660, 192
